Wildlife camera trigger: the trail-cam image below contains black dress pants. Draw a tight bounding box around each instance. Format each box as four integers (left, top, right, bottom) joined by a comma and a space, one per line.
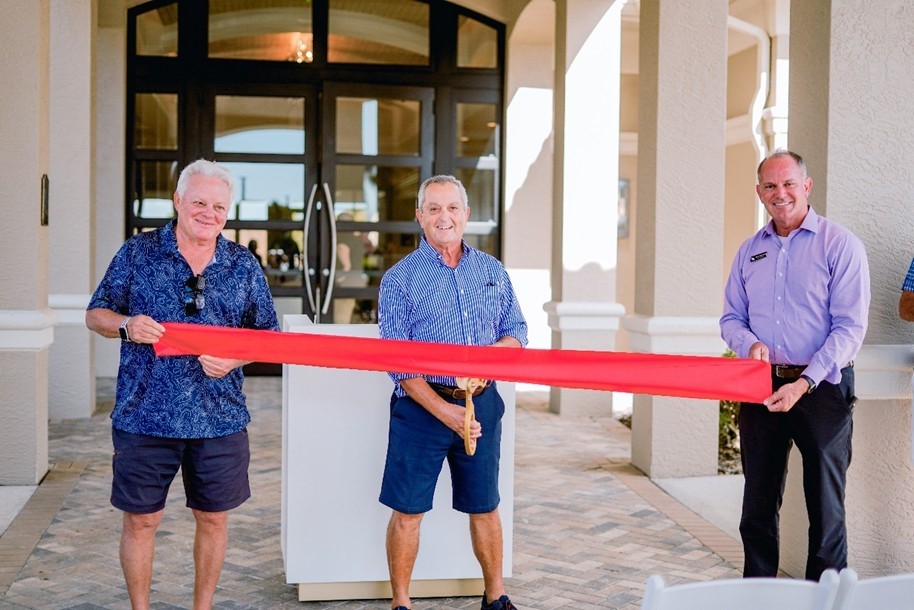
738, 365, 855, 580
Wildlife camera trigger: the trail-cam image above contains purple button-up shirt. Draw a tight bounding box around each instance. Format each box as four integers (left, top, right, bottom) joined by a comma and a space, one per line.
720, 207, 870, 386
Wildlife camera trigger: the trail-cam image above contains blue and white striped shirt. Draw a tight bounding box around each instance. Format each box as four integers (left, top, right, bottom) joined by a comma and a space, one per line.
379, 236, 528, 396
903, 258, 914, 292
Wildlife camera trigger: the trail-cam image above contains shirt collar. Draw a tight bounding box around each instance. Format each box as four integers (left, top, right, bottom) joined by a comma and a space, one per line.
418, 234, 469, 265
762, 205, 820, 239
162, 219, 226, 268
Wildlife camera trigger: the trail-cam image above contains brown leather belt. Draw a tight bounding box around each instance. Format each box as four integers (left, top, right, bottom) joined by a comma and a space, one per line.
772, 364, 807, 379
772, 362, 854, 380
429, 381, 490, 400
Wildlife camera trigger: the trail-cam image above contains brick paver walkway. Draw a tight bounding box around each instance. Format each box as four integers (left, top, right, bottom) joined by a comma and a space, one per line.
0, 378, 741, 609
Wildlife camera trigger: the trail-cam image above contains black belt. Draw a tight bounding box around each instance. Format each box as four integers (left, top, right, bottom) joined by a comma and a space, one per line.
772, 362, 854, 380
428, 381, 491, 400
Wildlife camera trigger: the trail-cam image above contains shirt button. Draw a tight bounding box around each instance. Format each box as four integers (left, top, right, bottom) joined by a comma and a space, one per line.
464, 312, 468, 317
777, 296, 781, 300
776, 320, 780, 325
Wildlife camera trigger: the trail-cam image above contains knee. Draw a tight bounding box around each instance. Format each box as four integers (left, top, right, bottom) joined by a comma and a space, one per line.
192, 509, 228, 531
123, 511, 162, 536
389, 511, 423, 534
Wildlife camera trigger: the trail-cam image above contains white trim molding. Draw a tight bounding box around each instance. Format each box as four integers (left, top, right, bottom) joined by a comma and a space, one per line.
854, 344, 914, 401
623, 314, 726, 356
0, 309, 58, 350
48, 293, 91, 326
544, 300, 625, 332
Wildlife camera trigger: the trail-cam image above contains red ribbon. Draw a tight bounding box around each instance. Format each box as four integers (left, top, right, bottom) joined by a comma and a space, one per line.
153, 322, 770, 403
154, 322, 771, 402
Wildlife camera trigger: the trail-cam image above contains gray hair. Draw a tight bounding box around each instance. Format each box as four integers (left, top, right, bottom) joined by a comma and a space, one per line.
175, 159, 235, 199
757, 149, 808, 181
416, 175, 468, 210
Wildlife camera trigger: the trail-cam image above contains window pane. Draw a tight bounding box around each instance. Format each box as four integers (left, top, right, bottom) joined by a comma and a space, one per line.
218, 162, 306, 221
375, 231, 420, 273
331, 296, 376, 324
336, 97, 420, 156
457, 103, 498, 157
223, 229, 270, 269
328, 0, 428, 65
135, 93, 178, 150
264, 230, 304, 287
457, 15, 497, 68
333, 165, 420, 222
133, 161, 178, 219
136, 3, 178, 57
209, 0, 312, 62
456, 167, 496, 222
462, 232, 497, 254
215, 96, 305, 154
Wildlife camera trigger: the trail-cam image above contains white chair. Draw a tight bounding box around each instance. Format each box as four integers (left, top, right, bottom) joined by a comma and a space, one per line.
834, 568, 914, 610
640, 569, 840, 610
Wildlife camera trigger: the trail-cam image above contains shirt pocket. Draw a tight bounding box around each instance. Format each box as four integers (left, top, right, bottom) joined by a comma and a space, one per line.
472, 281, 501, 341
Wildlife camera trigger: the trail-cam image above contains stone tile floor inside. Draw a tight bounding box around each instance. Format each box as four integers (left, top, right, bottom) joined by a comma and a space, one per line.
0, 378, 740, 609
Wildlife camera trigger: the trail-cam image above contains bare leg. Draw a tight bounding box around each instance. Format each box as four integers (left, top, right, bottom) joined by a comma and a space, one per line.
387, 510, 424, 609
191, 509, 229, 610
120, 510, 164, 610
470, 509, 505, 603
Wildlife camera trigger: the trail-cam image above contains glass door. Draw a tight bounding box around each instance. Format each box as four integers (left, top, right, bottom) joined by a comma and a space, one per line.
317, 83, 435, 323
208, 86, 319, 324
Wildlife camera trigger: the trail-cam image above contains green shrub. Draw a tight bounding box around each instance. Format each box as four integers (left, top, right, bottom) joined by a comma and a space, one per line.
719, 349, 742, 474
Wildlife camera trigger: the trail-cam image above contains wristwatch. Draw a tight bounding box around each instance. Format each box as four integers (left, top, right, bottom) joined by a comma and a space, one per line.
799, 374, 816, 395
118, 317, 132, 342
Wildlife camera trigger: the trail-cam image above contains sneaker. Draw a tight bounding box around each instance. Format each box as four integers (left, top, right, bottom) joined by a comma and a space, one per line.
392, 607, 410, 610
481, 593, 517, 610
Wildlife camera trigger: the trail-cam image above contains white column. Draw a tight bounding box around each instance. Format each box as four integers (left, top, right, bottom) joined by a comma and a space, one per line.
547, 0, 625, 416
93, 1, 127, 378
0, 1, 52, 484
777, 0, 914, 579
48, 0, 97, 419
627, 0, 728, 478
761, 0, 790, 154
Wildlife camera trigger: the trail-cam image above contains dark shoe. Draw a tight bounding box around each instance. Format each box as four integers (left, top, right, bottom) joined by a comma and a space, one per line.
392, 607, 410, 610
481, 593, 517, 610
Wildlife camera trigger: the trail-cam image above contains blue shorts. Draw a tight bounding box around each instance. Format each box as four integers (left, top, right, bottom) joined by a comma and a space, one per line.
111, 427, 251, 514
379, 384, 504, 514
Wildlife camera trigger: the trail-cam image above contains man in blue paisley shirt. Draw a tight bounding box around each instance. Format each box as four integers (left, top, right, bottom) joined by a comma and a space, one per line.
86, 159, 278, 610
378, 175, 528, 610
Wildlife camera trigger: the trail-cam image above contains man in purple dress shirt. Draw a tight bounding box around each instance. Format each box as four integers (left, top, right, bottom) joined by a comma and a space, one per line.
720, 150, 870, 580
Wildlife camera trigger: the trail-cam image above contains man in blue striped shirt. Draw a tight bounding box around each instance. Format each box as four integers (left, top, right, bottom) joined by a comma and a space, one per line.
378, 175, 528, 610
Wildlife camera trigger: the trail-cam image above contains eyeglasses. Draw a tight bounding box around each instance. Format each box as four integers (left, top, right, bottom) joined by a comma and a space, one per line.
184, 274, 206, 316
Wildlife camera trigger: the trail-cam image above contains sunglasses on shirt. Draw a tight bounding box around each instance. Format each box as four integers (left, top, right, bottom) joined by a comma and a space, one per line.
184, 274, 206, 316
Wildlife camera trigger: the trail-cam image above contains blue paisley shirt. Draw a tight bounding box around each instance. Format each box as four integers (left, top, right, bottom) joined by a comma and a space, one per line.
379, 236, 528, 397
88, 221, 279, 438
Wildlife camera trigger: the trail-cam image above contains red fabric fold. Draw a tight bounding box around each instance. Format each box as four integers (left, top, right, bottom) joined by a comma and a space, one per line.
154, 322, 770, 403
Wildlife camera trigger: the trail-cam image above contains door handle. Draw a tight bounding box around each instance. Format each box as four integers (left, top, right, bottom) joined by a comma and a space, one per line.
320, 182, 338, 316
301, 183, 319, 315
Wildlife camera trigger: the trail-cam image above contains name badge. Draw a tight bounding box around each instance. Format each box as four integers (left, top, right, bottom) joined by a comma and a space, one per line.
750, 251, 768, 262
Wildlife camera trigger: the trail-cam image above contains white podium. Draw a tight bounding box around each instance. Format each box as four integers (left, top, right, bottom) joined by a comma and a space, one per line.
281, 316, 515, 600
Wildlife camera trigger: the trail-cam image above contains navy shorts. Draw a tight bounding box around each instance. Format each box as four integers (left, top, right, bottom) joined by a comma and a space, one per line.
379, 384, 504, 515
111, 427, 251, 514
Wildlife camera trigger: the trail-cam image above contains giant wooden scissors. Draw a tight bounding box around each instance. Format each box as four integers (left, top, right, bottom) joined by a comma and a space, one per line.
456, 377, 487, 456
